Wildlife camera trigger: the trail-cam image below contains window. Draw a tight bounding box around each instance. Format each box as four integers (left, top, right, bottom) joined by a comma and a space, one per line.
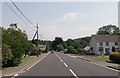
99, 42, 103, 46
106, 42, 109, 46
115, 42, 118, 46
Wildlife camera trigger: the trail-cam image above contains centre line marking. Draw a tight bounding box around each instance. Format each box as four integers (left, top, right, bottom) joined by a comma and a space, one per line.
61, 59, 63, 62
69, 69, 79, 78
63, 62, 68, 67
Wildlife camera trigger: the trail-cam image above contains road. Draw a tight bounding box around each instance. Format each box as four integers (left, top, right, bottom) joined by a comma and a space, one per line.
17, 52, 119, 78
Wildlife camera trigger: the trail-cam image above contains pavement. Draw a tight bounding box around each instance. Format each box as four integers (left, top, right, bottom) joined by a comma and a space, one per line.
2, 53, 47, 77
4, 52, 119, 78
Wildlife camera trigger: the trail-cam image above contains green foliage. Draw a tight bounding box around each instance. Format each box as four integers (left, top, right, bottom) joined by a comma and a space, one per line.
2, 44, 13, 67
30, 44, 38, 56
109, 52, 120, 63
51, 37, 64, 51
50, 36, 91, 53
74, 36, 91, 48
97, 25, 120, 35
115, 49, 120, 52
77, 48, 85, 54
67, 46, 76, 53
57, 45, 64, 51
2, 24, 30, 66
85, 52, 95, 55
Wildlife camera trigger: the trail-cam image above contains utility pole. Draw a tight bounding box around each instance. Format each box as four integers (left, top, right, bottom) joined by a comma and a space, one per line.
36, 23, 39, 57
32, 23, 39, 57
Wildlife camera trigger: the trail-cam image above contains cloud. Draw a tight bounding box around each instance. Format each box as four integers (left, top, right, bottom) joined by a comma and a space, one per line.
58, 12, 78, 22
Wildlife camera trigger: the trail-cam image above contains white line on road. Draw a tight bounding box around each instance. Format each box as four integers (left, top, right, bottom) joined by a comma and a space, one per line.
61, 59, 63, 62
69, 69, 79, 78
63, 62, 68, 67
55, 53, 79, 78
14, 74, 19, 76
11, 74, 19, 78
26, 52, 50, 70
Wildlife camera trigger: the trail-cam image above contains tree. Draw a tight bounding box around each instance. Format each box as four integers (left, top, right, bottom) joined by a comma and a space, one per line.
2, 44, 13, 67
2, 23, 30, 66
57, 45, 64, 51
51, 37, 64, 51
97, 25, 120, 35
67, 46, 75, 53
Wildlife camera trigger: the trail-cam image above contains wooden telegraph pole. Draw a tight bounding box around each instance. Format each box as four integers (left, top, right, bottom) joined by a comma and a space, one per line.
32, 23, 39, 57
36, 23, 39, 57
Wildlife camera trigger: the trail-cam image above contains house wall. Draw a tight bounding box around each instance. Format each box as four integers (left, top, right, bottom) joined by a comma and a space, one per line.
90, 37, 97, 54
96, 42, 119, 55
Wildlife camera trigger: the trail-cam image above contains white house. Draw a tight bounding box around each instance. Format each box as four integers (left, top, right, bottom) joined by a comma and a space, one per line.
90, 35, 120, 55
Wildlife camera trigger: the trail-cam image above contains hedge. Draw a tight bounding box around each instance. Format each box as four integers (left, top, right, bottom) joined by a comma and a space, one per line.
109, 52, 120, 63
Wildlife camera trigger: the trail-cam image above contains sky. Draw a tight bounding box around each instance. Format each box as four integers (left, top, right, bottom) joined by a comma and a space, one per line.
1, 0, 119, 41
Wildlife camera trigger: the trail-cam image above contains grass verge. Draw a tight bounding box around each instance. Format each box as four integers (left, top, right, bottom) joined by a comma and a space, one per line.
87, 55, 109, 62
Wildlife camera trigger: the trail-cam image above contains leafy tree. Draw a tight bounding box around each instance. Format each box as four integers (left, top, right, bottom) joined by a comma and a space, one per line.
66, 39, 75, 47
67, 46, 75, 53
2, 24, 30, 66
97, 25, 120, 35
74, 37, 91, 48
2, 44, 13, 67
51, 37, 64, 50
57, 45, 64, 51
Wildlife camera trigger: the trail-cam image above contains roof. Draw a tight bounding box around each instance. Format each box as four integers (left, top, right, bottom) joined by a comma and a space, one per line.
84, 46, 90, 51
91, 35, 120, 42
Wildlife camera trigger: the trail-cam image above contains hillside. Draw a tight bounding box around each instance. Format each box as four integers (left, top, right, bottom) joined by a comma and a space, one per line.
73, 36, 91, 48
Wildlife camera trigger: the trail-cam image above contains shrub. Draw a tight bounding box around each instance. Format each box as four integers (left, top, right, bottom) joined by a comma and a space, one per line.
109, 52, 120, 63
2, 44, 13, 67
2, 25, 30, 66
85, 52, 95, 55
67, 46, 76, 53
115, 49, 120, 52
77, 49, 85, 54
30, 45, 38, 56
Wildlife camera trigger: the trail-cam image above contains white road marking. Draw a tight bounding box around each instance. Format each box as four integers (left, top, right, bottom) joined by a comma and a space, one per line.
61, 59, 63, 62
14, 74, 19, 76
63, 62, 68, 67
69, 69, 79, 78
55, 53, 79, 78
26, 52, 50, 70
68, 55, 120, 72
11, 74, 19, 78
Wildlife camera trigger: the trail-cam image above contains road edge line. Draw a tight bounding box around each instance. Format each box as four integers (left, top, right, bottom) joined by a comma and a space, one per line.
68, 54, 119, 72
26, 52, 49, 70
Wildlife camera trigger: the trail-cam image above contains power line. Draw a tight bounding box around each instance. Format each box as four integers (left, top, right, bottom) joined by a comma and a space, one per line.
5, 2, 29, 26
10, 0, 35, 26
5, 2, 37, 37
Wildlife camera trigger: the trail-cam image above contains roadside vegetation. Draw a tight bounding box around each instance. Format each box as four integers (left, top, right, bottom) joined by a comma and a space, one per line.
2, 24, 120, 67
50, 24, 120, 54
2, 23, 43, 67
109, 52, 120, 64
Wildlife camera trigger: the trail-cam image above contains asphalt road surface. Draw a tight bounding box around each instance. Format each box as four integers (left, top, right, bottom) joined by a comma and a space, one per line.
16, 52, 119, 78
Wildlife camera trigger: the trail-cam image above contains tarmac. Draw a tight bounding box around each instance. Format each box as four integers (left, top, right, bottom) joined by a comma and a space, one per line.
67, 54, 119, 71
2, 53, 47, 76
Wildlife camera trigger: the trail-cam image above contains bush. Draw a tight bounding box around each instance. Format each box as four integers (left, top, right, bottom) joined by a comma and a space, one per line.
2, 44, 13, 67
2, 25, 30, 66
77, 49, 85, 54
115, 49, 120, 52
109, 52, 120, 63
67, 46, 76, 53
85, 52, 95, 55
